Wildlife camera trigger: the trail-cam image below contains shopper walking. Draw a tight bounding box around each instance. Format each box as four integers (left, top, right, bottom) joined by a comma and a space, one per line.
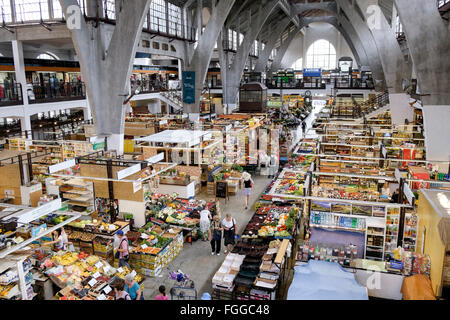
302, 120, 307, 136
116, 230, 130, 268
242, 172, 254, 210
125, 274, 143, 300
209, 215, 222, 255
222, 214, 238, 254
156, 285, 169, 300
199, 209, 212, 241
114, 279, 131, 300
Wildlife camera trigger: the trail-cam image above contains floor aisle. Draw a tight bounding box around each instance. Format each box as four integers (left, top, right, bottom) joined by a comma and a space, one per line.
141, 101, 326, 300
142, 175, 272, 299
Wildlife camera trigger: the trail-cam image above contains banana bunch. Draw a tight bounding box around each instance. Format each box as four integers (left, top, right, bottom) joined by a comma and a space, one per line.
86, 255, 100, 266
53, 252, 78, 266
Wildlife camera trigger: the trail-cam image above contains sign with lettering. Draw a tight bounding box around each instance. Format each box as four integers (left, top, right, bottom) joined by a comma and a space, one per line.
116, 163, 141, 180
48, 159, 76, 174
403, 183, 415, 206
183, 71, 195, 104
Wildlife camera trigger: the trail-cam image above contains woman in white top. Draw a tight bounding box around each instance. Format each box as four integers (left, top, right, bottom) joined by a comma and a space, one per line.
199, 209, 212, 241
44, 228, 71, 252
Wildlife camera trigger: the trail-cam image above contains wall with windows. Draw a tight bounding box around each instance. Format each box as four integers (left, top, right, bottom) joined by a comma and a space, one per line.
281, 23, 356, 70
0, 43, 76, 61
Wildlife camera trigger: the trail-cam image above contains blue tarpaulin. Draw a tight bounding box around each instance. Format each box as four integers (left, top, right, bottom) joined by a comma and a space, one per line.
287, 260, 368, 300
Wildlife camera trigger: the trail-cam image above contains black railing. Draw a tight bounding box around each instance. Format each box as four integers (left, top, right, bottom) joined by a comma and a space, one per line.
333, 77, 375, 90
0, 82, 23, 107
132, 79, 170, 94
29, 81, 86, 104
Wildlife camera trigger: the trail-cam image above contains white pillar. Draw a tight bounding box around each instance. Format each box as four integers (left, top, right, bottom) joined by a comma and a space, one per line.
388, 93, 414, 125
12, 40, 28, 106
20, 116, 32, 139
422, 105, 450, 172
83, 107, 92, 121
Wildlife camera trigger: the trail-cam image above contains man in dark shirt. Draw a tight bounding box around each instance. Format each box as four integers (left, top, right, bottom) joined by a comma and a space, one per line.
391, 188, 400, 203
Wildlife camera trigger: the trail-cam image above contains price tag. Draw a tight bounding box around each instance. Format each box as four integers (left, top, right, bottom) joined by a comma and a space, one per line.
95, 261, 103, 269
93, 272, 101, 279
97, 294, 107, 301
130, 270, 137, 278
103, 285, 112, 294
117, 267, 124, 273
88, 278, 97, 287
141, 244, 148, 250
103, 266, 110, 273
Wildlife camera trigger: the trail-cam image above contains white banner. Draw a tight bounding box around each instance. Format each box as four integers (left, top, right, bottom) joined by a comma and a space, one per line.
133, 182, 142, 193
403, 183, 415, 206
17, 199, 62, 224
48, 159, 76, 174
145, 153, 164, 164
395, 168, 401, 182
116, 163, 141, 180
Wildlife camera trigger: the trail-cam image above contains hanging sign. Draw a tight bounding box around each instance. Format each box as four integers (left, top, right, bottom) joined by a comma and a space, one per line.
48, 159, 76, 174
17, 199, 62, 224
93, 141, 105, 151
381, 146, 387, 159
145, 153, 164, 164
395, 168, 402, 182
133, 182, 142, 193
403, 183, 415, 206
183, 71, 196, 104
116, 163, 141, 180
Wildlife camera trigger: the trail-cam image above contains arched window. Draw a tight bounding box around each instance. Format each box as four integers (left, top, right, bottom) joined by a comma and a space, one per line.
306, 39, 336, 70
291, 58, 303, 70
36, 53, 57, 60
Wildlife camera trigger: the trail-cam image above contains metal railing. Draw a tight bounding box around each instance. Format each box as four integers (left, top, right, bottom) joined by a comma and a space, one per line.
29, 81, 86, 104
0, 82, 23, 107
353, 92, 390, 118
333, 77, 375, 90
132, 79, 169, 94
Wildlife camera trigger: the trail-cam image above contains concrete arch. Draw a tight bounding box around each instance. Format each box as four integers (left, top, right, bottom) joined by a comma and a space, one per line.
269, 16, 367, 73
36, 52, 60, 60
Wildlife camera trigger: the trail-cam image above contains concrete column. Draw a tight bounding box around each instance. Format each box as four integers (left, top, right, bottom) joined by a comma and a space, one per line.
86, 0, 104, 18
357, 0, 409, 93
11, 40, 28, 106
270, 27, 301, 72
178, 59, 183, 81
254, 18, 291, 72
395, 0, 450, 105
83, 107, 92, 121
60, 0, 151, 155
389, 93, 413, 125
183, 0, 236, 113
336, 0, 386, 90
395, 0, 450, 166
20, 116, 32, 139
223, 0, 279, 105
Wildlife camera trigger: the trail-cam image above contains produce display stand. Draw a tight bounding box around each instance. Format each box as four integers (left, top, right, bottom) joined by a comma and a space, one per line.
137, 130, 221, 185
0, 200, 81, 300
127, 223, 184, 277
48, 252, 145, 300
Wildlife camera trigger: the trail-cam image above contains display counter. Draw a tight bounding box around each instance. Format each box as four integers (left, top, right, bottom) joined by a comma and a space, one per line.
155, 181, 195, 199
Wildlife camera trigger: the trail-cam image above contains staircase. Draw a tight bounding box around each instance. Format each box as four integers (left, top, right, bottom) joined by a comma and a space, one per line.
353, 92, 391, 123
159, 90, 183, 111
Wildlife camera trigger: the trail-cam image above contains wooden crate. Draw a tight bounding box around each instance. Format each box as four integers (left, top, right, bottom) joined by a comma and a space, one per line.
207, 182, 215, 195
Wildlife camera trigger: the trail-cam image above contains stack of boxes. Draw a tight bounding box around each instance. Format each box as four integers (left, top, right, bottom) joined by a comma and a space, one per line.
93, 236, 114, 264
129, 229, 184, 277
212, 253, 246, 292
